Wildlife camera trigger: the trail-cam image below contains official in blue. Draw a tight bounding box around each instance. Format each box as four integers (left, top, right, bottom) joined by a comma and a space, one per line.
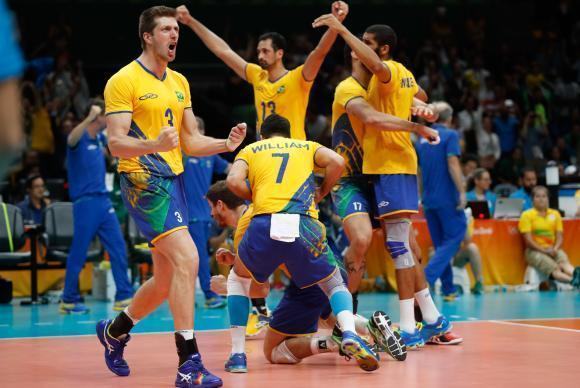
415, 102, 467, 298
183, 117, 231, 308
509, 167, 537, 212
60, 100, 133, 314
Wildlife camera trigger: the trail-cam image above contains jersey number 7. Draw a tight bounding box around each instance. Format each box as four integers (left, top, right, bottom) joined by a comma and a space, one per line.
272, 153, 289, 184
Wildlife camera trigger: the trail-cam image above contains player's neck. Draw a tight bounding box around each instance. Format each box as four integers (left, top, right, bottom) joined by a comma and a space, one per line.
137, 52, 168, 80
352, 65, 371, 88
267, 62, 287, 82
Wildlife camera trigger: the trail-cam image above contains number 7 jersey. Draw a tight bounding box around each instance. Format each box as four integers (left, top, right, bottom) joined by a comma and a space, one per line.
245, 64, 313, 140
235, 137, 321, 219
104, 60, 192, 177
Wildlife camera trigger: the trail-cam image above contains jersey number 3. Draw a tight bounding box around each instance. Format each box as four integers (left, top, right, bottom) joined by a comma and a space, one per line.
272, 153, 289, 184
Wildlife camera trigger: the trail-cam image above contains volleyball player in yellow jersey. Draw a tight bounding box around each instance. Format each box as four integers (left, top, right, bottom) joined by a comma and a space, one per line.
95, 6, 247, 388
331, 40, 439, 314
225, 113, 379, 373
175, 2, 349, 140
314, 16, 453, 349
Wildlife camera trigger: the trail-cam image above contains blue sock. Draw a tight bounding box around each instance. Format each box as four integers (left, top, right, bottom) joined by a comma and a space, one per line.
227, 295, 250, 327
330, 291, 356, 333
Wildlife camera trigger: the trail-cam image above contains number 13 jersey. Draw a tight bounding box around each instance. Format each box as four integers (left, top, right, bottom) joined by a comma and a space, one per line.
104, 59, 192, 177
246, 64, 313, 140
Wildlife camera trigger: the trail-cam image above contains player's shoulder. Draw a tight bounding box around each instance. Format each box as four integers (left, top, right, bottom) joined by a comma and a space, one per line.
108, 61, 139, 82
520, 208, 535, 219
166, 67, 188, 85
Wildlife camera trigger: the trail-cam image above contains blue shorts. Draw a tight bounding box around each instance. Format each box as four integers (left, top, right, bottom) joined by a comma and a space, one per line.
269, 280, 332, 336
120, 172, 188, 245
331, 176, 373, 221
237, 215, 337, 288
373, 174, 418, 218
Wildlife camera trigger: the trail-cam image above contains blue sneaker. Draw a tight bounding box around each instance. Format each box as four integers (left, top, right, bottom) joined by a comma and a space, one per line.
399, 328, 425, 349
96, 319, 130, 376
340, 330, 380, 372
60, 301, 90, 314
176, 353, 223, 387
224, 353, 247, 373
205, 296, 227, 309
420, 315, 452, 342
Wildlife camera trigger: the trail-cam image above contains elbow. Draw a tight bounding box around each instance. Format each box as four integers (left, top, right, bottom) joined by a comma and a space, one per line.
107, 136, 122, 157
226, 174, 241, 195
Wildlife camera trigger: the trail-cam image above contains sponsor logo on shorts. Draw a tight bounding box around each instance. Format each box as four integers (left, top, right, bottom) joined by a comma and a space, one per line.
378, 201, 390, 208
138, 93, 158, 100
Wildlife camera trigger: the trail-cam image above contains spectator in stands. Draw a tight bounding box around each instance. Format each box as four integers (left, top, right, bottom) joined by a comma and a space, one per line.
518, 186, 580, 288
466, 168, 497, 216
477, 113, 501, 170
183, 116, 230, 309
510, 167, 537, 211
17, 174, 50, 224
60, 99, 133, 314
494, 99, 520, 158
461, 154, 479, 181
453, 208, 484, 294
457, 94, 482, 154
416, 102, 467, 300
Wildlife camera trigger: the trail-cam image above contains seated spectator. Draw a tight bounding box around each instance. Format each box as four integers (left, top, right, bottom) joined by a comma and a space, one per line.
510, 167, 537, 211
17, 174, 50, 224
518, 186, 580, 288
466, 168, 497, 216
453, 208, 484, 294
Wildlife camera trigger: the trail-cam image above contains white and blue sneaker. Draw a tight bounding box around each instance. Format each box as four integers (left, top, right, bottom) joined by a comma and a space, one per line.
224, 353, 247, 373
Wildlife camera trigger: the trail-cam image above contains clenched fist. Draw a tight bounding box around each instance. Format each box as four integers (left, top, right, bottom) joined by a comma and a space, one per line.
225, 122, 247, 152
155, 126, 179, 152
176, 5, 193, 25
88, 105, 103, 121
331, 1, 349, 22
215, 248, 235, 266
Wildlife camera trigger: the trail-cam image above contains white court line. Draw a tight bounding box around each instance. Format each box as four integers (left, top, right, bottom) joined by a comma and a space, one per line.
489, 320, 580, 333
0, 328, 228, 341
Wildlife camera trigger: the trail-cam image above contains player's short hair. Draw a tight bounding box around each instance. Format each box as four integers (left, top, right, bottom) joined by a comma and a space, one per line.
365, 24, 397, 53
258, 32, 287, 52
206, 180, 245, 209
532, 185, 549, 198
433, 101, 453, 123
260, 114, 291, 138
139, 6, 176, 50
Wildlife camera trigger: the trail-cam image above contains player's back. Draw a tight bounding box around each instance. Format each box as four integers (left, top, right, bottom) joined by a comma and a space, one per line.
104, 60, 192, 177
235, 137, 321, 218
364, 60, 419, 175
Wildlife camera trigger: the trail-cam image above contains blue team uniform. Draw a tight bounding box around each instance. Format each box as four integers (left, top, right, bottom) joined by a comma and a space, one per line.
62, 130, 133, 303
182, 155, 229, 300
416, 124, 467, 295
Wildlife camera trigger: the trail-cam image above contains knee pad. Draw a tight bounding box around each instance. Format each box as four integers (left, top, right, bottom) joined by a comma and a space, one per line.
227, 270, 252, 297
270, 340, 301, 364
317, 269, 347, 298
384, 219, 415, 269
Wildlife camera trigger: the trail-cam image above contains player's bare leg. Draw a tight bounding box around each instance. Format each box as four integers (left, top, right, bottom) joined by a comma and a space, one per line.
342, 214, 373, 313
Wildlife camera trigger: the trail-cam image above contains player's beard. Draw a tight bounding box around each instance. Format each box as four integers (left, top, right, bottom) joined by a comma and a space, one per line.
258, 59, 272, 69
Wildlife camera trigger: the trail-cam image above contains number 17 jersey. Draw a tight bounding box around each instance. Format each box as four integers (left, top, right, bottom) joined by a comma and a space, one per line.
235, 137, 321, 219
104, 60, 192, 177
246, 64, 313, 140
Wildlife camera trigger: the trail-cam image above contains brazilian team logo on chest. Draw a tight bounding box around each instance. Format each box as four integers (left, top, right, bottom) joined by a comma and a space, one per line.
175, 90, 185, 102
277, 85, 286, 94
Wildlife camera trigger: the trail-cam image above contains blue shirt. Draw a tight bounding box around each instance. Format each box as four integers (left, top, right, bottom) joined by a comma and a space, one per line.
0, 0, 24, 81
510, 188, 533, 211
183, 155, 230, 222
466, 190, 497, 216
415, 124, 461, 209
17, 197, 45, 225
493, 116, 519, 153
66, 130, 108, 201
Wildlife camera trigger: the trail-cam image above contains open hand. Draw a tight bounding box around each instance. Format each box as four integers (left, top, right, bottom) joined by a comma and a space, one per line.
312, 14, 345, 33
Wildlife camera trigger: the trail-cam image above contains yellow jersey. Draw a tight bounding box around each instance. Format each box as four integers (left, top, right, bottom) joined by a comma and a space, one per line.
331, 76, 366, 177
518, 208, 563, 248
364, 60, 419, 175
245, 64, 313, 140
235, 137, 321, 218
104, 60, 192, 177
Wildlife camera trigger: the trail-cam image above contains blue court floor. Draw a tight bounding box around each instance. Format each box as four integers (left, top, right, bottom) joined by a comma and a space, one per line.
1, 290, 578, 339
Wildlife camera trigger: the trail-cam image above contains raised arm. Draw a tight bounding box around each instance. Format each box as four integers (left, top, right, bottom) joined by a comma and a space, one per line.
346, 97, 439, 143
226, 160, 252, 201
176, 5, 248, 80
314, 146, 345, 202
180, 108, 246, 156
68, 105, 102, 147
312, 14, 391, 83
302, 1, 349, 81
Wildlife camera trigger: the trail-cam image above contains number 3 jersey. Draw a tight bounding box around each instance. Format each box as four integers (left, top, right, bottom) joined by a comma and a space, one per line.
104, 59, 192, 177
245, 63, 313, 140
235, 137, 322, 219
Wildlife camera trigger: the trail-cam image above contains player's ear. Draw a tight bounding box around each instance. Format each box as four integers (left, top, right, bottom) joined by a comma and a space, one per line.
276, 49, 284, 61
143, 32, 153, 46
382, 44, 390, 58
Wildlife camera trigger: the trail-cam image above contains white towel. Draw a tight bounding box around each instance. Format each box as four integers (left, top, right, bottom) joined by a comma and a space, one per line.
270, 214, 300, 242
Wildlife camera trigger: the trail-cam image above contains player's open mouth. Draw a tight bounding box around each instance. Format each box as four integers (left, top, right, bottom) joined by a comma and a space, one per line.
169, 43, 176, 53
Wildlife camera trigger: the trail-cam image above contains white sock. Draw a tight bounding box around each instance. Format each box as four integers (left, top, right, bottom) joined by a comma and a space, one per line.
231, 326, 246, 354
176, 329, 194, 340
310, 336, 339, 354
415, 288, 440, 324
336, 310, 356, 333
399, 298, 416, 333
354, 314, 370, 337
124, 307, 140, 325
